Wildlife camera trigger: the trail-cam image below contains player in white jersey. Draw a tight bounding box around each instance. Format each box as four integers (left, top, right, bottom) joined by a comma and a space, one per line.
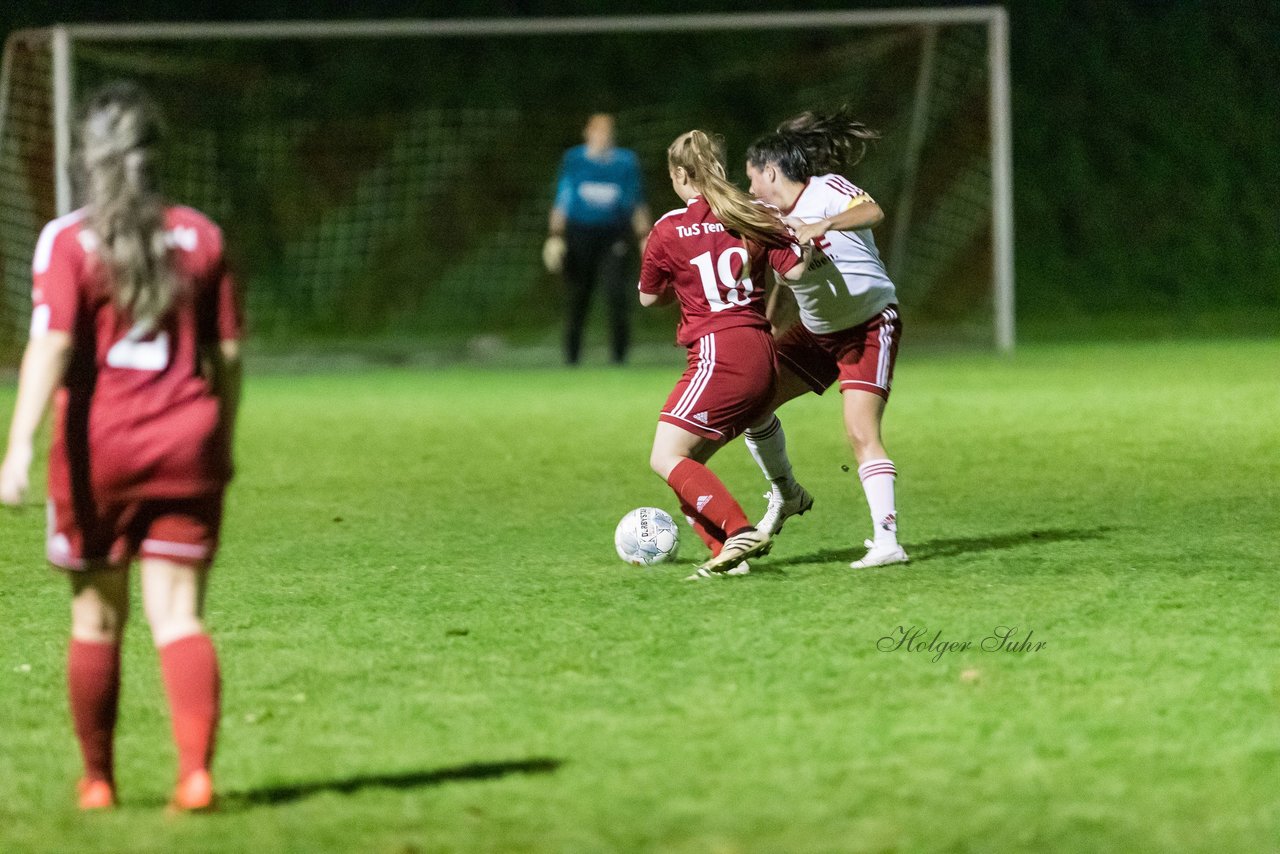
740, 106, 909, 569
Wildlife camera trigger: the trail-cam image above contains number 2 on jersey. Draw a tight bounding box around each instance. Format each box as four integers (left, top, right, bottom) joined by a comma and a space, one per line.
690, 247, 753, 313
106, 322, 170, 371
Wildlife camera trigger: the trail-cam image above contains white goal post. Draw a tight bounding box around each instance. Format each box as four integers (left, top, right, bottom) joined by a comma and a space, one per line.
0, 9, 1014, 356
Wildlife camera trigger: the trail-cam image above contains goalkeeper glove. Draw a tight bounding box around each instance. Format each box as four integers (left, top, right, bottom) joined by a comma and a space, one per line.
542, 235, 567, 275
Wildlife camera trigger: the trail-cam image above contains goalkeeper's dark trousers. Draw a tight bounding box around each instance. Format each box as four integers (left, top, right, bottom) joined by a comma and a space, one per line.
563, 224, 635, 365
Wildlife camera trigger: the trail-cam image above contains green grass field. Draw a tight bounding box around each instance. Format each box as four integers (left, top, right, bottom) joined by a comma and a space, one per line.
1, 339, 1277, 853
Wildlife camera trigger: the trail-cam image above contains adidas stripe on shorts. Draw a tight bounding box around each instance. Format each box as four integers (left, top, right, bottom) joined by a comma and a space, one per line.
659, 325, 777, 441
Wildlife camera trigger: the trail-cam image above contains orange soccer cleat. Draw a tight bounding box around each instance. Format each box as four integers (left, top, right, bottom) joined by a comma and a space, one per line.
168, 769, 215, 813
77, 778, 116, 811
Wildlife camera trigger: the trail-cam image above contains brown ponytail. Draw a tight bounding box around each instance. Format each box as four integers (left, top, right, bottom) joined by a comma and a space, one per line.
747, 105, 880, 182
777, 106, 880, 173
667, 130, 790, 248
77, 81, 175, 327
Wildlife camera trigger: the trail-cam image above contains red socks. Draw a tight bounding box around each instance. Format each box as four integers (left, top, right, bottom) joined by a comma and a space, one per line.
68, 634, 220, 788
159, 634, 221, 780
667, 458, 752, 547
68, 640, 121, 784
679, 499, 727, 556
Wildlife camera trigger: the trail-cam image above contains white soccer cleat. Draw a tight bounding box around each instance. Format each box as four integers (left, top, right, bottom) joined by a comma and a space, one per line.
850, 538, 909, 569
756, 484, 814, 537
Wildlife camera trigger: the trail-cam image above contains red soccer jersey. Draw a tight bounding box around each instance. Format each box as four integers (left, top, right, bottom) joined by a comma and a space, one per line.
639, 195, 802, 346
32, 205, 243, 503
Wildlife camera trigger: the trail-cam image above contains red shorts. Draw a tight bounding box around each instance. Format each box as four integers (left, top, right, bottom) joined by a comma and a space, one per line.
47, 492, 224, 571
660, 325, 777, 441
776, 305, 903, 400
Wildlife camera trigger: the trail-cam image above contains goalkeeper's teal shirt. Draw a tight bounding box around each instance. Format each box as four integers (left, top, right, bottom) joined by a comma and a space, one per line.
553, 145, 644, 230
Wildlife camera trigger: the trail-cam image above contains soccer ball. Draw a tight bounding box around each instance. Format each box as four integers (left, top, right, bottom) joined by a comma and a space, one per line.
614, 507, 680, 566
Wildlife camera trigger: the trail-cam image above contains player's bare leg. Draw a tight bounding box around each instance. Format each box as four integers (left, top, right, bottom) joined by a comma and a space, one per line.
842, 389, 908, 568
744, 364, 816, 536
652, 425, 727, 554
142, 558, 220, 811
68, 566, 129, 809
649, 422, 769, 578
649, 419, 722, 478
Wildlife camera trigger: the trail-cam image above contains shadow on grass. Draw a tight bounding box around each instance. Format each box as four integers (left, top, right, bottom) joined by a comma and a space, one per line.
220, 757, 562, 810
769, 526, 1114, 569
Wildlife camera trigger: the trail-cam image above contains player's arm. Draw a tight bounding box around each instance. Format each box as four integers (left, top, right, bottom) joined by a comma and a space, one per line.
4, 221, 81, 506
639, 287, 675, 308
545, 208, 569, 275
1, 330, 72, 505
637, 229, 673, 307
777, 248, 814, 282
631, 203, 652, 254
767, 236, 812, 283
765, 276, 800, 336
791, 193, 884, 245
544, 158, 574, 273
208, 339, 242, 443
548, 152, 575, 237
548, 205, 568, 239
205, 256, 244, 443
763, 242, 805, 334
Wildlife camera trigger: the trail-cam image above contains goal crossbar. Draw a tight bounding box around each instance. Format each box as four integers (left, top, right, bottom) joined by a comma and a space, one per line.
48, 9, 1006, 42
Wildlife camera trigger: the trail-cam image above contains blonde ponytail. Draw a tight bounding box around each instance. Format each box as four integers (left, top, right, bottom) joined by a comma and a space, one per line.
77, 82, 175, 327
667, 130, 790, 248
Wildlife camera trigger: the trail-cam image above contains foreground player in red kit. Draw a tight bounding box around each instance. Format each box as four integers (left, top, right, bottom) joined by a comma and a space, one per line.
0, 82, 242, 811
639, 130, 807, 579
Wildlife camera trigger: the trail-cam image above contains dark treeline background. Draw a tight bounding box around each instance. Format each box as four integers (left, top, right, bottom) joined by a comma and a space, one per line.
3, 0, 1277, 332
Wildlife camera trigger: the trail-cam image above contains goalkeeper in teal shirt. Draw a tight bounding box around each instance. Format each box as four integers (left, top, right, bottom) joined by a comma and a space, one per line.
545, 113, 650, 365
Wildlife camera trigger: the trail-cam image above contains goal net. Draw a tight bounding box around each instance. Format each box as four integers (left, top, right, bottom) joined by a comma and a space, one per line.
0, 11, 1012, 366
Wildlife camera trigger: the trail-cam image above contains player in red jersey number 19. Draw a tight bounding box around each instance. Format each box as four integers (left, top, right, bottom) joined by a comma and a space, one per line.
638, 130, 808, 579
0, 82, 242, 812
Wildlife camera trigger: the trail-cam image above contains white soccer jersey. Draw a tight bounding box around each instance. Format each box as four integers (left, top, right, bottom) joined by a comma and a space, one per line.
783, 174, 898, 334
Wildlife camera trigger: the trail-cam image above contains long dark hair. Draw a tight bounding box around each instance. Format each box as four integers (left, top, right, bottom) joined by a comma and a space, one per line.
746, 104, 880, 182
76, 81, 176, 326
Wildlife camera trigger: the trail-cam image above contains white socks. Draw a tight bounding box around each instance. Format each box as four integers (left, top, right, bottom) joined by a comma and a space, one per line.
743, 415, 799, 496
857, 458, 898, 546
746, 416, 900, 547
